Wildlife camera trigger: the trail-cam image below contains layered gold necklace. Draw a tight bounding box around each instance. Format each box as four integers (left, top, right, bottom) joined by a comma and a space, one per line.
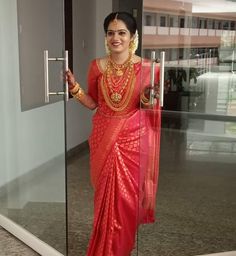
102, 54, 136, 112
108, 54, 131, 76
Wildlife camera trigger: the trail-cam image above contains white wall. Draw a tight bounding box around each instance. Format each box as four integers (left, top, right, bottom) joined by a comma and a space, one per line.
66, 0, 112, 149
95, 0, 112, 57
0, 0, 112, 187
0, 0, 66, 187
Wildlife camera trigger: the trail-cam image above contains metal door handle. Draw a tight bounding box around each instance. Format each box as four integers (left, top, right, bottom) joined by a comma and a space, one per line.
149, 51, 156, 105
44, 50, 69, 103
150, 51, 165, 107
159, 51, 165, 107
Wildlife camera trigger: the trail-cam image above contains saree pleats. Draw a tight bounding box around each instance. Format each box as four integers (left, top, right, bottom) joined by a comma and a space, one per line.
87, 111, 141, 256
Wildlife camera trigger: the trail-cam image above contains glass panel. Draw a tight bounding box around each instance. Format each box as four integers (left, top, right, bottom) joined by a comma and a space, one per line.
17, 0, 65, 111
0, 0, 67, 254
139, 0, 236, 255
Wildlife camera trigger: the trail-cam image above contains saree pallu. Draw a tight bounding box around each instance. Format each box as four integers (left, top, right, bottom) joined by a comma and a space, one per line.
139, 107, 161, 224
86, 59, 160, 256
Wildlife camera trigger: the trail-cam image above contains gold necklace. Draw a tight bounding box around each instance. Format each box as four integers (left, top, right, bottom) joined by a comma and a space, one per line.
108, 54, 132, 76
101, 55, 135, 111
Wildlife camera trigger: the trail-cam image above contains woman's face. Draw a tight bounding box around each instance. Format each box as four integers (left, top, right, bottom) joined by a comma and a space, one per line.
106, 19, 133, 55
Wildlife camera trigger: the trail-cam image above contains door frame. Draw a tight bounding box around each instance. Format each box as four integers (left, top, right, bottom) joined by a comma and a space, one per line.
0, 215, 63, 256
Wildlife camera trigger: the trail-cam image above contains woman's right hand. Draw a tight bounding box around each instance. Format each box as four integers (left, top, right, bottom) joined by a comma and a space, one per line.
65, 69, 97, 110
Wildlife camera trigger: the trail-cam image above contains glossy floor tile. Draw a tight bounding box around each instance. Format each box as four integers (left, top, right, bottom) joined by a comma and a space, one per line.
0, 128, 236, 255
0, 226, 39, 256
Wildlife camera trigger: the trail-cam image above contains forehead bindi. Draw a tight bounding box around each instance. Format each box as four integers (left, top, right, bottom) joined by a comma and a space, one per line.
108, 19, 128, 31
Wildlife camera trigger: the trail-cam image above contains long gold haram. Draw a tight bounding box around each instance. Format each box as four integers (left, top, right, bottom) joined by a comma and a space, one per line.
101, 57, 136, 112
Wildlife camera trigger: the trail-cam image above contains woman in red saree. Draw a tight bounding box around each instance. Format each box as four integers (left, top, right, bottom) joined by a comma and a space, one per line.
66, 12, 161, 256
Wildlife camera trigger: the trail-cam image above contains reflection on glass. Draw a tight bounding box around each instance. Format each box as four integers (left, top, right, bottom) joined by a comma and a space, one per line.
0, 160, 66, 252
142, 0, 236, 116
139, 0, 236, 255
0, 0, 67, 255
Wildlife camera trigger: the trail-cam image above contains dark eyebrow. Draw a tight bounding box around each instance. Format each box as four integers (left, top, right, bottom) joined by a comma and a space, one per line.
107, 29, 128, 32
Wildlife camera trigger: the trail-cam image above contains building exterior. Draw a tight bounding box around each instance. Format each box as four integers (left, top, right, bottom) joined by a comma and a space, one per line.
142, 0, 236, 68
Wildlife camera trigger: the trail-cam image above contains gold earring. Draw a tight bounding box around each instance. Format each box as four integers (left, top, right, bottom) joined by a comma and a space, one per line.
129, 40, 136, 54
105, 37, 111, 55
129, 30, 139, 54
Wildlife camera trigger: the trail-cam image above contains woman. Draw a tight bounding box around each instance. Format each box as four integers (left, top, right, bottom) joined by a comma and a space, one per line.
66, 12, 161, 256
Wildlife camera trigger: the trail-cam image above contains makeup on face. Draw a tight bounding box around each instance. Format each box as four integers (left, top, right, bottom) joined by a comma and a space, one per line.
106, 29, 129, 37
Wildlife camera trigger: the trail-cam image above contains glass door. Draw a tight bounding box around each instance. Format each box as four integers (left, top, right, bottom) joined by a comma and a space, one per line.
139, 0, 236, 255
0, 0, 68, 255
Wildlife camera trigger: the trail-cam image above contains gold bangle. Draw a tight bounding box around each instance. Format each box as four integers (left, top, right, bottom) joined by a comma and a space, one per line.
71, 88, 80, 96
140, 91, 149, 103
141, 98, 151, 106
70, 82, 80, 94
74, 88, 85, 101
140, 91, 152, 107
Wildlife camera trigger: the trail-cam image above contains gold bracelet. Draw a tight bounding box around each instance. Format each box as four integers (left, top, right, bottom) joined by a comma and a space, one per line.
74, 88, 85, 101
141, 91, 153, 107
70, 82, 80, 94
141, 98, 151, 106
140, 91, 149, 103
71, 82, 85, 101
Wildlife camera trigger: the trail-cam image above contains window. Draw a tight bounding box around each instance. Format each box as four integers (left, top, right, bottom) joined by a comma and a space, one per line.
230, 21, 235, 30
218, 21, 222, 29
169, 15, 179, 27
143, 49, 152, 59
180, 18, 185, 28
199, 19, 207, 29
179, 48, 184, 59
223, 21, 229, 30
160, 16, 166, 27
207, 19, 214, 29
146, 15, 152, 26
192, 17, 198, 28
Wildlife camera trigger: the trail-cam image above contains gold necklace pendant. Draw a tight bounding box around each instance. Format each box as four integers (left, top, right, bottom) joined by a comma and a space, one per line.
116, 69, 123, 76
111, 92, 122, 103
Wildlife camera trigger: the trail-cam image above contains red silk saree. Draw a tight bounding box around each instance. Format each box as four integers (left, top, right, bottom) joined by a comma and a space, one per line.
86, 59, 161, 256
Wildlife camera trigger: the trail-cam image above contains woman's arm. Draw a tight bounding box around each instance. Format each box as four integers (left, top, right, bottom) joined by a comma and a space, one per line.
65, 69, 97, 110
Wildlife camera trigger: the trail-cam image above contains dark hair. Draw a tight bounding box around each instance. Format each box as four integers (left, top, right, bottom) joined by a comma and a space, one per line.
103, 12, 137, 36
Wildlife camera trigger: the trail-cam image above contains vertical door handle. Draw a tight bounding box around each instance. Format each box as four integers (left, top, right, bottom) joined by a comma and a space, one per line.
150, 51, 156, 105
159, 51, 165, 107
64, 50, 69, 101
231, 49, 235, 73
150, 51, 165, 107
44, 50, 69, 103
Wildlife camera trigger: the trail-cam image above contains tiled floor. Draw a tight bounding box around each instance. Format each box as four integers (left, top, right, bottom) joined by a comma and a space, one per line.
0, 128, 236, 255
0, 226, 39, 255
